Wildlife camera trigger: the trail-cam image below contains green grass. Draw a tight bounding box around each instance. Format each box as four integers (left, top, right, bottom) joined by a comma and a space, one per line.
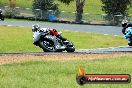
1, 0, 132, 22
55, 0, 103, 14
62, 30, 127, 49
1, 0, 132, 15
0, 0, 103, 14
0, 0, 32, 8
0, 25, 127, 53
0, 0, 112, 15
0, 56, 132, 88
0, 26, 42, 53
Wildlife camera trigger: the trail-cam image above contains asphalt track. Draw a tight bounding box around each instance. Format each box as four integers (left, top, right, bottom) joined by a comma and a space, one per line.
0, 20, 132, 54
0, 21, 122, 35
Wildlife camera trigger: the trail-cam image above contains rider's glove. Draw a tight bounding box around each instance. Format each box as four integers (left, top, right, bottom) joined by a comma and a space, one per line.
58, 32, 62, 36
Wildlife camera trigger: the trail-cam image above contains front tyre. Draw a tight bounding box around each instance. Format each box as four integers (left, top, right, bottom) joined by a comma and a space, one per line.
66, 47, 75, 52
39, 40, 56, 52
0, 15, 4, 21
1, 17, 4, 21
65, 40, 75, 52
128, 41, 132, 46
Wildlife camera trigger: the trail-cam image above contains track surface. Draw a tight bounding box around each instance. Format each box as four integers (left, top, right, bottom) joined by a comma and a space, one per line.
0, 20, 132, 54
0, 21, 122, 35
0, 46, 131, 56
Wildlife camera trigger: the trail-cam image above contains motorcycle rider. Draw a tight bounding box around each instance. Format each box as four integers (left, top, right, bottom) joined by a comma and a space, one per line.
124, 27, 132, 46
0, 9, 4, 21
32, 24, 67, 42
121, 19, 132, 35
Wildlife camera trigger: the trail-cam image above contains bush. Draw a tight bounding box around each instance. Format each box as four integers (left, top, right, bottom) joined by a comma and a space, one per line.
4, 8, 20, 18
101, 0, 131, 25
32, 0, 60, 20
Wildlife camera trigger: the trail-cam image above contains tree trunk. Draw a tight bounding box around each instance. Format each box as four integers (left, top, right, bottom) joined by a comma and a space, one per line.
75, 0, 85, 23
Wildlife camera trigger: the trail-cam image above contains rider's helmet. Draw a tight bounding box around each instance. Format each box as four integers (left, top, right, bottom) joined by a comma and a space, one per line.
121, 20, 128, 27
32, 24, 40, 32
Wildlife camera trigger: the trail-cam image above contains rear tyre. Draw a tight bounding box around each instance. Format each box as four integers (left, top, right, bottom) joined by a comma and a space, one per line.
39, 40, 56, 52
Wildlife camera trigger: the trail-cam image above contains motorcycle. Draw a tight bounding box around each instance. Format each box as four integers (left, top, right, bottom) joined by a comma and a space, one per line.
32, 29, 75, 52
0, 12, 4, 21
124, 27, 132, 46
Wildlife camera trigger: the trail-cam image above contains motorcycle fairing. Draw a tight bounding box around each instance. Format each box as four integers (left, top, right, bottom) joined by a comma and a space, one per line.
33, 31, 41, 43
44, 35, 66, 50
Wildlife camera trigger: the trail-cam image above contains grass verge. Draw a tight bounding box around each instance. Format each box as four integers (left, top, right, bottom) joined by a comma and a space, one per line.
0, 25, 127, 53
0, 55, 132, 88
1, 0, 132, 15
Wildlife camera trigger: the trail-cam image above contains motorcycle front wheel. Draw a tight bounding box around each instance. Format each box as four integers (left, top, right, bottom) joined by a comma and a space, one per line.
65, 40, 75, 52
128, 41, 132, 46
0, 15, 4, 21
1, 17, 4, 21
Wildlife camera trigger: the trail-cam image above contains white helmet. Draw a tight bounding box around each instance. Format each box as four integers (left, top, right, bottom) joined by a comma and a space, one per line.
32, 24, 40, 32
121, 20, 128, 27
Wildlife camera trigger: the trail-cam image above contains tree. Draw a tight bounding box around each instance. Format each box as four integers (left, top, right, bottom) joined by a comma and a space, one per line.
32, 0, 59, 19
58, 0, 86, 23
9, 0, 16, 8
101, 0, 132, 25
4, 0, 19, 18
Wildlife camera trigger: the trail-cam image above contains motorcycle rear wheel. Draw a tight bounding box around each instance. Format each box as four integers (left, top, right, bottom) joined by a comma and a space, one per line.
39, 40, 56, 52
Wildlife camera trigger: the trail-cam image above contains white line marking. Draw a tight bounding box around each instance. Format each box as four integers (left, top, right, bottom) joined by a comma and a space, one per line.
78, 45, 129, 51
7, 25, 13, 26
114, 35, 118, 36
104, 34, 108, 35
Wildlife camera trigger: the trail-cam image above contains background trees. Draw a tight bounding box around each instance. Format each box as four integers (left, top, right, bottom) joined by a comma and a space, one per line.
33, 0, 132, 24
32, 0, 59, 19
101, 0, 132, 25
58, 0, 86, 23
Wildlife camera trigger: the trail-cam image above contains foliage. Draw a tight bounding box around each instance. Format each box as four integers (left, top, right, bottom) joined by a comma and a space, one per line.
3, 0, 20, 18
57, 0, 74, 5
4, 8, 20, 18
32, 0, 59, 19
58, 0, 86, 23
101, 0, 132, 25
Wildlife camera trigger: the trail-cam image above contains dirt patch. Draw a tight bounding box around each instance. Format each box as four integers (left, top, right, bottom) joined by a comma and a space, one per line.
0, 53, 132, 65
